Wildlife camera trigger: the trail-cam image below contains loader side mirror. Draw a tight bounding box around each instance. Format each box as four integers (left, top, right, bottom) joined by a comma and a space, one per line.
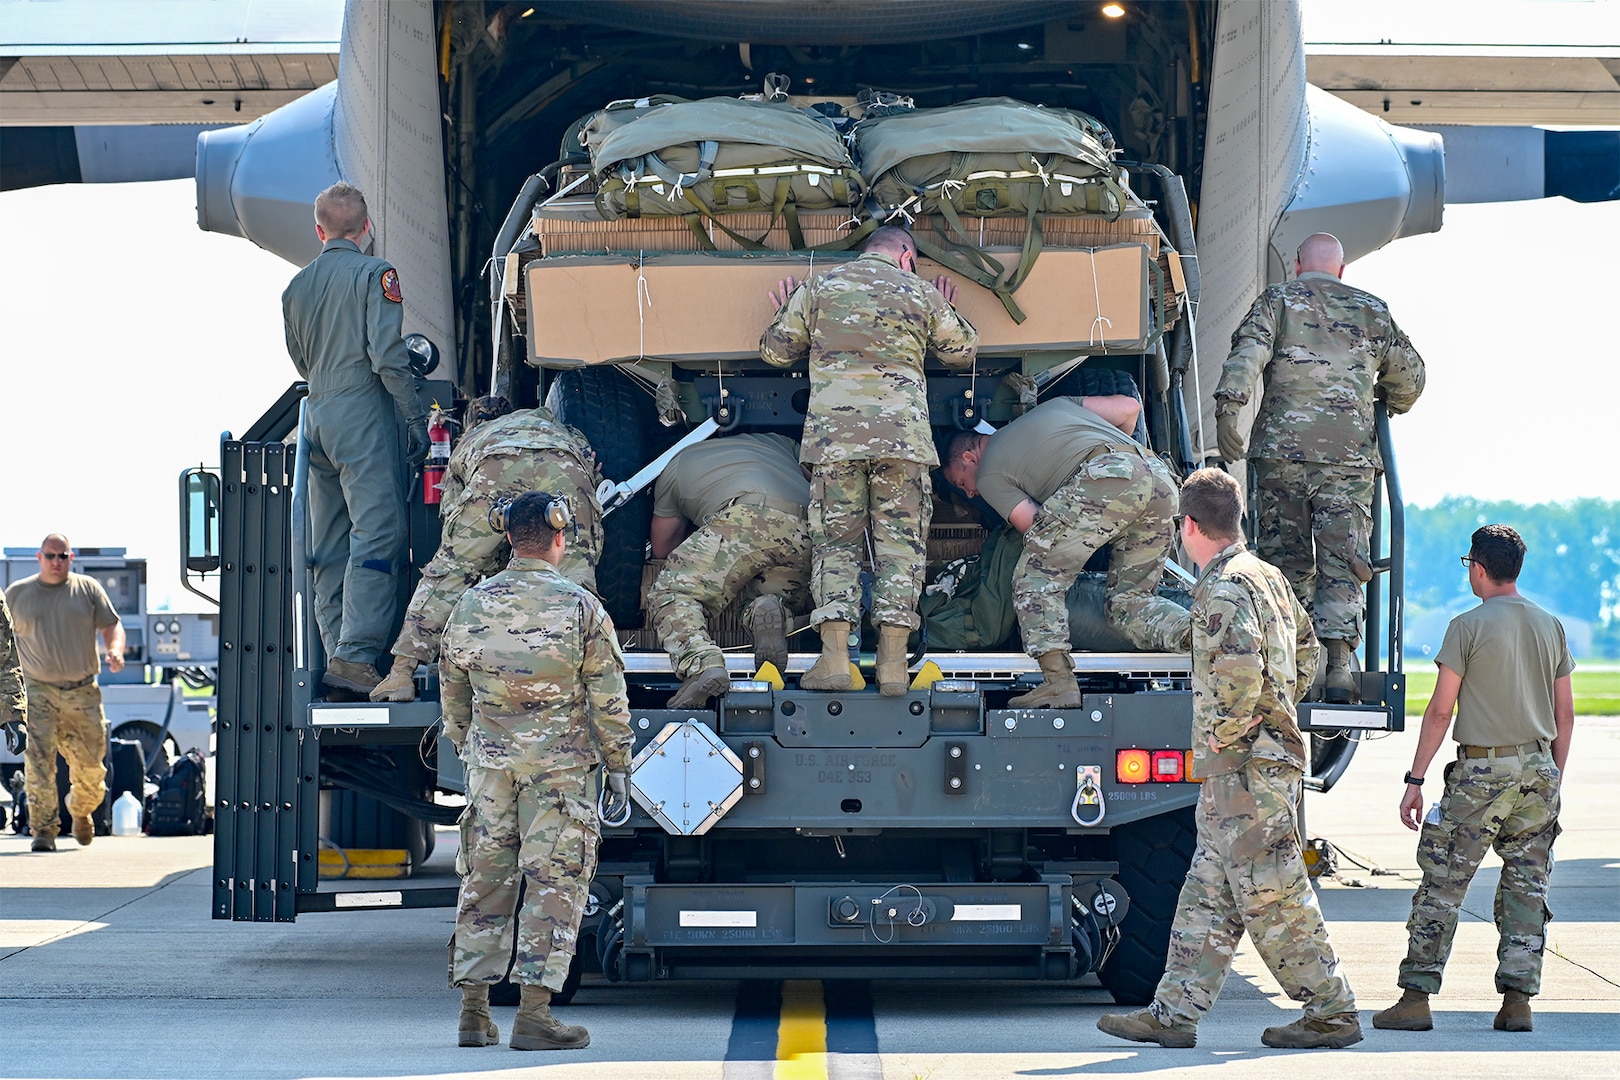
182, 468, 222, 574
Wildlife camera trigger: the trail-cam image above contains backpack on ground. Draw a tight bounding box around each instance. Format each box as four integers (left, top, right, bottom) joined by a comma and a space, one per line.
583, 96, 866, 249
145, 749, 208, 836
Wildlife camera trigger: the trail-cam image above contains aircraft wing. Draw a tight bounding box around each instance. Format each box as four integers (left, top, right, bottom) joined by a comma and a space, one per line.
0, 0, 339, 189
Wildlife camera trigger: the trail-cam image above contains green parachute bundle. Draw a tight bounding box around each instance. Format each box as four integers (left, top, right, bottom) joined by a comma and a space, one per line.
583, 96, 867, 251
853, 97, 1130, 321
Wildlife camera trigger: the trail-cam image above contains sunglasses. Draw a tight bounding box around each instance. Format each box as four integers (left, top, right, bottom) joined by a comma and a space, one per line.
41, 552, 72, 562
1173, 514, 1192, 529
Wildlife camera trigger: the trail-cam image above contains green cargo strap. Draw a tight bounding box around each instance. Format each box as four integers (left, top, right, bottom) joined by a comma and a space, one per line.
807, 215, 878, 252
934, 194, 1044, 324
682, 181, 785, 251
682, 213, 718, 251
913, 225, 1028, 324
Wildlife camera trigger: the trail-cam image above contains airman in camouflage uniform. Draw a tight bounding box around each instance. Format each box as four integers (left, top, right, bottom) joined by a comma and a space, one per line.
1099, 470, 1361, 1050
1374, 525, 1573, 1035
442, 492, 632, 1051
943, 395, 1190, 708
760, 226, 977, 695
1215, 233, 1425, 702
371, 400, 604, 702
646, 433, 812, 707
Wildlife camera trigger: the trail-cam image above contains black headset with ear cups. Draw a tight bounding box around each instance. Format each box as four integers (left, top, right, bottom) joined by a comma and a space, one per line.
487, 492, 574, 536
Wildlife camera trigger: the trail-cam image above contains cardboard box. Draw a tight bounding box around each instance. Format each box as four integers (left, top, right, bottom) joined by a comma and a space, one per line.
525, 243, 1152, 367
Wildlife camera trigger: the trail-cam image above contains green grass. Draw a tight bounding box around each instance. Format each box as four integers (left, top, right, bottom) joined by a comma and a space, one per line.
1400, 664, 1620, 717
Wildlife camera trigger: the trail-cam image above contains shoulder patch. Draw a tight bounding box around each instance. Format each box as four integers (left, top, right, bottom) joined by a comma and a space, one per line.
381, 268, 403, 303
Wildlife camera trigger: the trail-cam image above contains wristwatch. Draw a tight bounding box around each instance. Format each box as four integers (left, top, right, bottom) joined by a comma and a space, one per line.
1403, 771, 1424, 786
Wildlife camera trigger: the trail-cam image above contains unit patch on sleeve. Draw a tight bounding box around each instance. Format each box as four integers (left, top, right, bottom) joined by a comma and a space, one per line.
381, 268, 403, 303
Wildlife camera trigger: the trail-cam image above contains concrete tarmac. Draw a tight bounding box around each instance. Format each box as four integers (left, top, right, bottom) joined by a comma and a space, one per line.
2, 718, 1616, 1079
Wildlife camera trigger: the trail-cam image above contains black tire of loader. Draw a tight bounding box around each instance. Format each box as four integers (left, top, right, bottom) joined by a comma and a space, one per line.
1098, 805, 1197, 1005
547, 367, 671, 629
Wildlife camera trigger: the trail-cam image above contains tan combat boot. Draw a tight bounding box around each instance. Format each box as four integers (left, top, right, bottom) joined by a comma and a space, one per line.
456, 983, 499, 1047
322, 658, 381, 693
667, 666, 731, 709
1494, 989, 1533, 1032
1323, 640, 1358, 704
370, 654, 419, 702
875, 625, 911, 697
1372, 988, 1433, 1030
1008, 650, 1081, 708
749, 595, 790, 674
72, 814, 94, 846
1260, 1012, 1364, 1049
510, 984, 590, 1050
800, 620, 853, 691
1096, 1009, 1197, 1048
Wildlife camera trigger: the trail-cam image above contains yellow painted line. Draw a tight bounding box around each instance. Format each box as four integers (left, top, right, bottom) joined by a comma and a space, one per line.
776, 979, 828, 1080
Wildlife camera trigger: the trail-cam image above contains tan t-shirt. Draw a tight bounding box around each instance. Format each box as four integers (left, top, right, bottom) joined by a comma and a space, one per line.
5, 573, 120, 684
975, 396, 1142, 519
1435, 594, 1574, 747
653, 432, 809, 526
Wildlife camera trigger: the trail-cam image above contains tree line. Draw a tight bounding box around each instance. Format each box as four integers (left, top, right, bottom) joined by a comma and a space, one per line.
1401, 497, 1619, 658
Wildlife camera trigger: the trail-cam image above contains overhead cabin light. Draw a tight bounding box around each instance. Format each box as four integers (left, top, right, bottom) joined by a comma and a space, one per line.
520, 7, 535, 16
1101, 3, 1126, 18
1016, 42, 1034, 51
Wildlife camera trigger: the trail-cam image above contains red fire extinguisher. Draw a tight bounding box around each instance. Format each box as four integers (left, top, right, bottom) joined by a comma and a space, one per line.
422, 405, 451, 505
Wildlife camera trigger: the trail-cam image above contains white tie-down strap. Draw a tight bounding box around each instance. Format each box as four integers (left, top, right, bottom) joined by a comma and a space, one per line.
636, 250, 653, 360
1087, 248, 1113, 348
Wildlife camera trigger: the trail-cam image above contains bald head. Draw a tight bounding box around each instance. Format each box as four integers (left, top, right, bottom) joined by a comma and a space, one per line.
1295, 233, 1345, 277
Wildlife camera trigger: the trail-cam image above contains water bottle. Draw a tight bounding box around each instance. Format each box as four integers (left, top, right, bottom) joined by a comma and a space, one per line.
112, 790, 143, 836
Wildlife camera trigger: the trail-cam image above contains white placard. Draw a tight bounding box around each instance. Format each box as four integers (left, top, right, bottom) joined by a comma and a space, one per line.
311, 707, 392, 726
334, 891, 402, 909
951, 904, 1022, 922
679, 910, 757, 928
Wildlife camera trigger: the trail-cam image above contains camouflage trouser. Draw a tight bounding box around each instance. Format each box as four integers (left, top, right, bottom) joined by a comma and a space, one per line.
1013, 452, 1187, 656
395, 449, 602, 663
1152, 761, 1357, 1029
22, 678, 108, 830
809, 458, 931, 631
1252, 459, 1374, 646
1398, 746, 1561, 995
450, 764, 599, 991
648, 503, 812, 679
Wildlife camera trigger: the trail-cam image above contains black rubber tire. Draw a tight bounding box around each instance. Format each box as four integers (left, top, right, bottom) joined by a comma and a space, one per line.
1098, 805, 1197, 1005
547, 367, 676, 629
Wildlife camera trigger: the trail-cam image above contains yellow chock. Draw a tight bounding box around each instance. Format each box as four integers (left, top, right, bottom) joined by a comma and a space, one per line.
910, 660, 944, 690
754, 661, 785, 690
847, 662, 866, 691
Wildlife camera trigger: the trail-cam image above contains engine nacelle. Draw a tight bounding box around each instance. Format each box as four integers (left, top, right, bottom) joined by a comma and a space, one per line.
195, 82, 341, 268
1270, 84, 1445, 274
